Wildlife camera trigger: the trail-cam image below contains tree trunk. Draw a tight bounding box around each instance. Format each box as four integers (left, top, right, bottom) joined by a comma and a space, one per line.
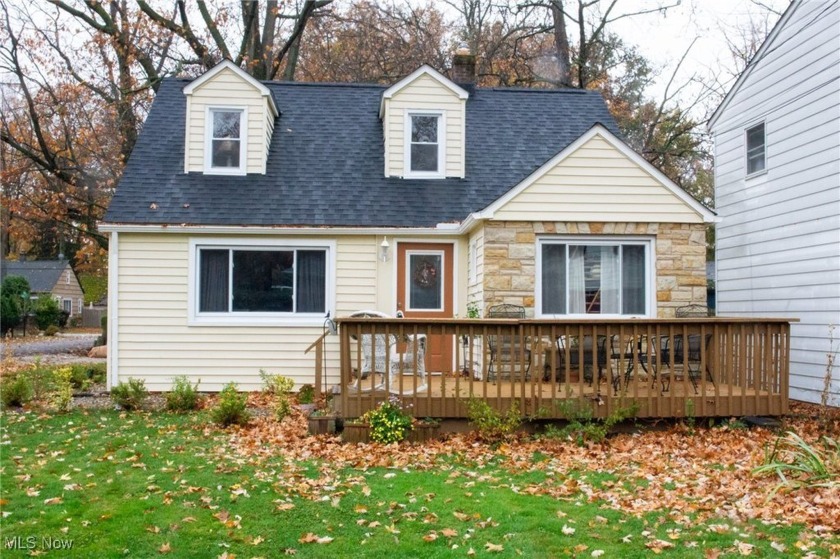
551, 0, 572, 88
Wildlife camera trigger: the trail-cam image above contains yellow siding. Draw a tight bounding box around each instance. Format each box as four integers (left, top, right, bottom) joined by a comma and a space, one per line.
386, 73, 465, 177
493, 135, 703, 223
467, 227, 484, 311
115, 233, 377, 391
185, 67, 272, 174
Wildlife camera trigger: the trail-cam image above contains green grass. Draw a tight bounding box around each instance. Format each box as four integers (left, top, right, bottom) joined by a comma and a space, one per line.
0, 411, 832, 558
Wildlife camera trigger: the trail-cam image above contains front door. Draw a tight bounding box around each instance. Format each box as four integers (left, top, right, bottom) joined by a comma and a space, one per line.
397, 242, 454, 373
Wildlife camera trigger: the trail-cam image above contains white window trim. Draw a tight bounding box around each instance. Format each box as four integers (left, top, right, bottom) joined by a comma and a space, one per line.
188, 237, 336, 327
204, 106, 248, 175
405, 249, 446, 312
744, 121, 767, 179
404, 110, 445, 179
535, 236, 656, 319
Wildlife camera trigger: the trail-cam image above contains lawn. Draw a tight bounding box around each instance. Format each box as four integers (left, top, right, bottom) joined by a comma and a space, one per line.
1, 408, 837, 558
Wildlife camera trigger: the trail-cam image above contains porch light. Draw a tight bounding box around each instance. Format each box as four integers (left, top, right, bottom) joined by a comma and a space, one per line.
380, 236, 390, 262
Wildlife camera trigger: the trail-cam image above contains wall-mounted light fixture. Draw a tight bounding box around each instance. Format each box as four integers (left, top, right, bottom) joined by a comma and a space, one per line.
380, 236, 390, 262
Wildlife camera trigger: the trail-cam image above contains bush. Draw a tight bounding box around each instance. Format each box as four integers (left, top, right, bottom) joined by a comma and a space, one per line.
96, 316, 107, 346
298, 384, 315, 404
69, 363, 106, 390
34, 295, 62, 330
28, 360, 56, 400
1, 374, 33, 408
57, 310, 70, 328
464, 397, 521, 442
543, 399, 639, 446
165, 376, 201, 412
259, 369, 294, 395
210, 382, 250, 427
364, 396, 413, 444
44, 325, 60, 337
0, 293, 21, 334
50, 367, 74, 413
110, 378, 148, 411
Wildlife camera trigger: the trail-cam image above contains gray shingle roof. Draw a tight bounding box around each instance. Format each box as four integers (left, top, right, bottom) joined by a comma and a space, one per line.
1, 260, 71, 293
104, 78, 621, 227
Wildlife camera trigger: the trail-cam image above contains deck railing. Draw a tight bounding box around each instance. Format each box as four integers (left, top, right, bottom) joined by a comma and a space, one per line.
335, 317, 792, 420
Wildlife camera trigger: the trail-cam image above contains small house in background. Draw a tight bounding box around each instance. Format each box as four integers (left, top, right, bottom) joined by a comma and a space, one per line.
0, 258, 85, 316
709, 0, 840, 405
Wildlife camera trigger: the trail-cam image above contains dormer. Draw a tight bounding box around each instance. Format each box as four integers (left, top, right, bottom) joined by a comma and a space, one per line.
379, 64, 469, 179
183, 60, 279, 175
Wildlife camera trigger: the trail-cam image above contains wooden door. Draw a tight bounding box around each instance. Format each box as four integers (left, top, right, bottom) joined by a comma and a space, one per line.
397, 242, 454, 373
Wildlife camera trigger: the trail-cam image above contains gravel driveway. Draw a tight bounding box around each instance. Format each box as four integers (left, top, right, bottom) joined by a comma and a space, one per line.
1, 334, 101, 365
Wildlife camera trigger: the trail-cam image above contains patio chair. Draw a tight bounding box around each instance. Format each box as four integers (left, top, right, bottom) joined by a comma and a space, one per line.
659, 333, 715, 394
348, 310, 395, 391
546, 334, 611, 389
388, 333, 428, 394
486, 304, 531, 382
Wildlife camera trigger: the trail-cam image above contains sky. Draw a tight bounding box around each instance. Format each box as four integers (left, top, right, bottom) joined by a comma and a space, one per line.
608, 0, 790, 115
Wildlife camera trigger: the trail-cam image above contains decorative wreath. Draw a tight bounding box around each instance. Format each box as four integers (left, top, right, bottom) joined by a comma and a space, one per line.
413, 259, 438, 289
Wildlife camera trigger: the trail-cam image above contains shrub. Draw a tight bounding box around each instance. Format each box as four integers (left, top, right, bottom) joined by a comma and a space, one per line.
110, 378, 148, 411
34, 295, 62, 330
165, 376, 201, 412
1, 374, 33, 408
259, 369, 294, 395
69, 363, 106, 390
44, 324, 60, 337
298, 384, 315, 404
50, 367, 74, 413
57, 310, 70, 328
0, 293, 21, 334
96, 316, 107, 346
544, 399, 639, 446
465, 397, 521, 442
210, 382, 250, 427
29, 360, 56, 400
364, 396, 413, 444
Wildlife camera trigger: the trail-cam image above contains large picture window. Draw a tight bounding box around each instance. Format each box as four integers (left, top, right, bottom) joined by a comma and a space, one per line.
539, 239, 650, 316
197, 247, 327, 316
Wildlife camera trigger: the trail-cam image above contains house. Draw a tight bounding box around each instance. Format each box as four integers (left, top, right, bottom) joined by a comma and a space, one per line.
101, 56, 716, 392
709, 0, 840, 405
1, 258, 85, 316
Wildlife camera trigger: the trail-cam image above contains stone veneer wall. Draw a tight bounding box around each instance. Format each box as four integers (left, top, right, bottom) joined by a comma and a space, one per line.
482, 221, 707, 318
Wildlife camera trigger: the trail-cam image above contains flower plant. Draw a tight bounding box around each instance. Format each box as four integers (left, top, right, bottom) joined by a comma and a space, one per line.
363, 395, 413, 444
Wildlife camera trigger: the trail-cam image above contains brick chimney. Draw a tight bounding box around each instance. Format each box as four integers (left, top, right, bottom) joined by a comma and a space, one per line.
451, 44, 476, 85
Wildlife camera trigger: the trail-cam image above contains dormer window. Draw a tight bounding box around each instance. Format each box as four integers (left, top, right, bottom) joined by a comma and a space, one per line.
405, 111, 445, 178
206, 107, 246, 174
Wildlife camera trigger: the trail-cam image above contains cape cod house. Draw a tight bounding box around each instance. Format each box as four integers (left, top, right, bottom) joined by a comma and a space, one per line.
1, 258, 85, 316
101, 54, 795, 421
709, 0, 840, 405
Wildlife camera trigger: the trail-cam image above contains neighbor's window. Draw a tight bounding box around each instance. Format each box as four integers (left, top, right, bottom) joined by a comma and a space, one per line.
62, 299, 72, 313
198, 247, 326, 314
209, 109, 243, 171
539, 240, 649, 316
408, 113, 441, 174
746, 122, 765, 175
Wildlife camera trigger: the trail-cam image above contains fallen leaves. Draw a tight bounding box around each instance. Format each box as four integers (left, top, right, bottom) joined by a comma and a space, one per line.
298, 533, 333, 544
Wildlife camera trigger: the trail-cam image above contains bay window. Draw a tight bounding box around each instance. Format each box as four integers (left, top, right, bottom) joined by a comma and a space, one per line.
538, 239, 651, 316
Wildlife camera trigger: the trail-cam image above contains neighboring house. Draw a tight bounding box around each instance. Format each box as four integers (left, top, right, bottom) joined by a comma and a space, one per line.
709, 0, 840, 404
101, 57, 715, 391
1, 258, 85, 316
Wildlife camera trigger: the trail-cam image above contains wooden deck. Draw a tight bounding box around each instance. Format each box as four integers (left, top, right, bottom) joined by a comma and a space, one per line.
326, 317, 793, 420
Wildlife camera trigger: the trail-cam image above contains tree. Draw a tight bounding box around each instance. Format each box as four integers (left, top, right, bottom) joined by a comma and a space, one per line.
0, 0, 333, 270
0, 275, 30, 334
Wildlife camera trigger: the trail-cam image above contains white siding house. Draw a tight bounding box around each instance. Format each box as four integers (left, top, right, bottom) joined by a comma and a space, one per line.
710, 0, 840, 404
